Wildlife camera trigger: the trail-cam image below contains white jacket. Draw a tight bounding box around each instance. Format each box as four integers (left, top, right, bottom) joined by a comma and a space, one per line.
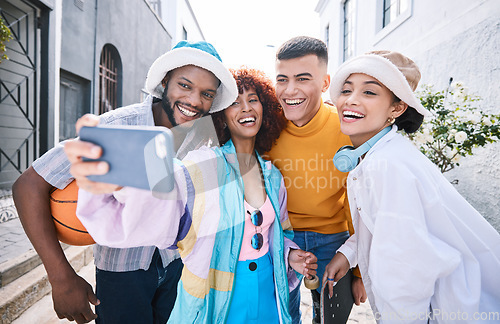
338, 126, 500, 323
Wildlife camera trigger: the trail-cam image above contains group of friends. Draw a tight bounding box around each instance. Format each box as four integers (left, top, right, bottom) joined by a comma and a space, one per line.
12, 36, 500, 324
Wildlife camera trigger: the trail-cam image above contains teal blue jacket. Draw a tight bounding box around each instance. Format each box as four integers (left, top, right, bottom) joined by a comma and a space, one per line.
169, 140, 298, 323
77, 140, 299, 323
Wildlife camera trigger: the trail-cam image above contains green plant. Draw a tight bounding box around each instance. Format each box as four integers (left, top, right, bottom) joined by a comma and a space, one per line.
0, 16, 13, 63
407, 80, 500, 174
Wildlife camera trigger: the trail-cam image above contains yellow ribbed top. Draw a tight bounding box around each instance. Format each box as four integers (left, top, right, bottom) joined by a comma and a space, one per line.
266, 101, 352, 234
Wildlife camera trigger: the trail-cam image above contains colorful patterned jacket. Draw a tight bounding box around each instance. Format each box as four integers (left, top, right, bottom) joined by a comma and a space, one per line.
77, 140, 300, 323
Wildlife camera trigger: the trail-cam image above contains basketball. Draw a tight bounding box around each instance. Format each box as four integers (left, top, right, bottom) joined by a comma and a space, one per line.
50, 180, 95, 246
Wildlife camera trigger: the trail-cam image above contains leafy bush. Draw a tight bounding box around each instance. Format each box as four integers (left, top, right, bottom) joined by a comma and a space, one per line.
0, 17, 13, 63
407, 80, 500, 173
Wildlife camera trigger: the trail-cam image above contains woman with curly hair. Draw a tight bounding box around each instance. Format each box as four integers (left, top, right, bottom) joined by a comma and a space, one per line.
211, 67, 287, 154
75, 67, 317, 323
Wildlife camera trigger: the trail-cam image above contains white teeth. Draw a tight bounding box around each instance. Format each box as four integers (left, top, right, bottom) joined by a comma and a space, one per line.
178, 105, 197, 117
285, 99, 305, 105
343, 111, 364, 118
239, 117, 256, 123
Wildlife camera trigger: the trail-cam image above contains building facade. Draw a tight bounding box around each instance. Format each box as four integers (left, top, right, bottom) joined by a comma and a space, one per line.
155, 0, 204, 45
316, 0, 500, 230
0, 0, 203, 222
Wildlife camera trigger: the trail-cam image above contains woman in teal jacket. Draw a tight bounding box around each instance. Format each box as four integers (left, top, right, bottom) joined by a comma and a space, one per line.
76, 68, 317, 323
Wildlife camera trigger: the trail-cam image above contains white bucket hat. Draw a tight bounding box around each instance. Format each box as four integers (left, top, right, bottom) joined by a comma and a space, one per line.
145, 40, 238, 113
330, 51, 431, 117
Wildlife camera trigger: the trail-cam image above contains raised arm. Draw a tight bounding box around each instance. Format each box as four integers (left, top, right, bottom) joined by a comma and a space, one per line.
64, 114, 120, 195
76, 172, 188, 249
66, 114, 189, 248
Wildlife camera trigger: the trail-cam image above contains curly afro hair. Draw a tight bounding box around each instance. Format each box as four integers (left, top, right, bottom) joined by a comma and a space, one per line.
212, 67, 287, 155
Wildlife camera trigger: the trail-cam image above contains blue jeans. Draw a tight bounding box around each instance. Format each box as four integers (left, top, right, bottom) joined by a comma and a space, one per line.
289, 230, 350, 324
95, 249, 183, 324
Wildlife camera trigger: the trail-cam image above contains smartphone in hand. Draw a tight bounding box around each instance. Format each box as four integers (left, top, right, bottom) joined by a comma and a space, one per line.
79, 125, 175, 193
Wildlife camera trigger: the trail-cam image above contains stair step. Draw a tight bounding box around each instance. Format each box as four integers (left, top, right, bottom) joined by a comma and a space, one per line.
0, 249, 42, 289
12, 261, 96, 324
0, 245, 93, 324
0, 243, 72, 289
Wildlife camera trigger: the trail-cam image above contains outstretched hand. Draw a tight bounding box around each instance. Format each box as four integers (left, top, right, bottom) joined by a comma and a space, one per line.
323, 252, 350, 298
65, 114, 121, 194
288, 249, 318, 279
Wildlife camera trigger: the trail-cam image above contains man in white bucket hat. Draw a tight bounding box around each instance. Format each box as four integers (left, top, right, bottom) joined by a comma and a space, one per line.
145, 40, 238, 126
13, 40, 237, 324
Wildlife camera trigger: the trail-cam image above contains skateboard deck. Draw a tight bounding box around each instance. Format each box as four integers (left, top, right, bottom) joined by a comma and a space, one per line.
320, 270, 354, 324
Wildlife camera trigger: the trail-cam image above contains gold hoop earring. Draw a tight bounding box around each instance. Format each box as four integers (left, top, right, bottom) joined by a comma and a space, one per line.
387, 116, 396, 125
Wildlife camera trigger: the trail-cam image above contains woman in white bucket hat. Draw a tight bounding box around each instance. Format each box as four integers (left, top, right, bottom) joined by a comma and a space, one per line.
324, 51, 500, 323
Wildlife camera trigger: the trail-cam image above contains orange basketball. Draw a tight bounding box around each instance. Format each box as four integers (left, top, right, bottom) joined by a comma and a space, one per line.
50, 180, 95, 246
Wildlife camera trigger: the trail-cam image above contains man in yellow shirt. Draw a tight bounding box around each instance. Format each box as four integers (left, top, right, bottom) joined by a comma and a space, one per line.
266, 36, 366, 324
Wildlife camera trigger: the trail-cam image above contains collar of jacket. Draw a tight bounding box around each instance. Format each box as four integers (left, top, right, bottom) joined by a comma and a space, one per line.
220, 140, 273, 179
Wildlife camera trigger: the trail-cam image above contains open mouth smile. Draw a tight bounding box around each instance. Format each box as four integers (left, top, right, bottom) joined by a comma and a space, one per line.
238, 116, 256, 126
284, 99, 305, 106
177, 104, 199, 118
343, 110, 365, 121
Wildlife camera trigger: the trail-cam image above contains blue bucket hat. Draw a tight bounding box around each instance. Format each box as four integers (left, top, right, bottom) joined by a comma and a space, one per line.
145, 40, 238, 113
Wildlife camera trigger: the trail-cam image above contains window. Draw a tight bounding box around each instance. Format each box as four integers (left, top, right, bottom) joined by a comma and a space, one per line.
375, 0, 412, 43
147, 0, 162, 19
99, 44, 122, 114
343, 0, 354, 61
59, 71, 90, 141
383, 0, 409, 27
182, 26, 187, 41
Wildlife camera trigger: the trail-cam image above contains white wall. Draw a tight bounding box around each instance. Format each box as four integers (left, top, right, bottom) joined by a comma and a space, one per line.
316, 0, 500, 230
161, 0, 204, 47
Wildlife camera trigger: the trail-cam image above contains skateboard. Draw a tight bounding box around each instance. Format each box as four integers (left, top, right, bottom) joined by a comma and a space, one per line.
320, 269, 354, 324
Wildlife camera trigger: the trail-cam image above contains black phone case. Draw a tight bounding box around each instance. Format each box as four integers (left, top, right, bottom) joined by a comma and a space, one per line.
79, 125, 175, 193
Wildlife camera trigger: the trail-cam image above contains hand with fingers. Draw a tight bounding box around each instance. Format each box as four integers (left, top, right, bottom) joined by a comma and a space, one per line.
64, 114, 121, 194
323, 252, 350, 298
51, 272, 100, 323
288, 249, 318, 280
352, 276, 367, 305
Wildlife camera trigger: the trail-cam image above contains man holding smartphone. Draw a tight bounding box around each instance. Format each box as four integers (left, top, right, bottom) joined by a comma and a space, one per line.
13, 40, 237, 324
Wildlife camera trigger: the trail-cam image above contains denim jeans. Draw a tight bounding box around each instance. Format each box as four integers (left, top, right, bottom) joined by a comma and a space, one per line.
95, 249, 183, 324
289, 230, 350, 324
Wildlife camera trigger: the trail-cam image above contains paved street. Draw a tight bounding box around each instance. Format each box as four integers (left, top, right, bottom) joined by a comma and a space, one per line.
1, 216, 374, 323
14, 265, 375, 324
0, 217, 34, 265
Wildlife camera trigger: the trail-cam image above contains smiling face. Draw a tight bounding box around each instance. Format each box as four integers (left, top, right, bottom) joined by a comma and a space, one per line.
223, 87, 263, 144
336, 73, 407, 147
162, 65, 219, 126
275, 54, 330, 127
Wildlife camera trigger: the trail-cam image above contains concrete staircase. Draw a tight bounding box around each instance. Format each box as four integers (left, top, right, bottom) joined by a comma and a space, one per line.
0, 189, 95, 323
0, 244, 93, 323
